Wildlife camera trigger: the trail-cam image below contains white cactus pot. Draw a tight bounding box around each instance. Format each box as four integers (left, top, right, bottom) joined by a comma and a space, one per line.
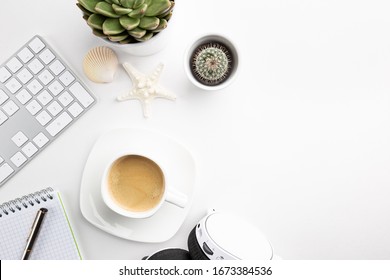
184, 33, 240, 91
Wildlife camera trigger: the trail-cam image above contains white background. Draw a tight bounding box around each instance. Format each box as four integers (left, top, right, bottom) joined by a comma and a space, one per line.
2, 260, 390, 280
1, 0, 390, 260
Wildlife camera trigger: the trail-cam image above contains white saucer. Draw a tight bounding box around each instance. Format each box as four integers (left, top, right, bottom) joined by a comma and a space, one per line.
80, 128, 196, 243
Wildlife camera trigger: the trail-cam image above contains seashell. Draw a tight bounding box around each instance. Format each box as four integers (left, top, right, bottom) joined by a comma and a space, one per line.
83, 46, 119, 83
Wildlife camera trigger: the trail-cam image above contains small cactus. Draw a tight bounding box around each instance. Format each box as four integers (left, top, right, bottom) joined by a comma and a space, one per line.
191, 42, 233, 86
77, 0, 174, 44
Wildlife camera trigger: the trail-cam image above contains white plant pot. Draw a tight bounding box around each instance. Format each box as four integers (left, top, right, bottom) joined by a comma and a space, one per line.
184, 33, 240, 91
100, 25, 173, 56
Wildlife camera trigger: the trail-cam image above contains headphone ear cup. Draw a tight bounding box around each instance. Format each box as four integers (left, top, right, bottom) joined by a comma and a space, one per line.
143, 248, 192, 260
187, 226, 209, 260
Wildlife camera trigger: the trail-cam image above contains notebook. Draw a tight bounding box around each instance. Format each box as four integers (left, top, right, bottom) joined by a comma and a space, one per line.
0, 188, 81, 260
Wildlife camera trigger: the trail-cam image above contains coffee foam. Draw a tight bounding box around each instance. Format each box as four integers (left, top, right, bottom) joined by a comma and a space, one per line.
108, 155, 164, 212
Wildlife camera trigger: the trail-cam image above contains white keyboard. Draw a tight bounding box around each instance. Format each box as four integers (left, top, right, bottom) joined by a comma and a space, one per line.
0, 35, 96, 186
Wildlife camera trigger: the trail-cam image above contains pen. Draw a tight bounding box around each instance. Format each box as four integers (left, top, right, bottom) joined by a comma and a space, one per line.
21, 208, 48, 260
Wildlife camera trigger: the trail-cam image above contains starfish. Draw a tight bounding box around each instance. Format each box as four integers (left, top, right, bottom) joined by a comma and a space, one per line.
117, 62, 176, 118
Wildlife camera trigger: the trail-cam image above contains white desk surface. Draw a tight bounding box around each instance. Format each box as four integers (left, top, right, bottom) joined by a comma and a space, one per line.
1, 0, 390, 260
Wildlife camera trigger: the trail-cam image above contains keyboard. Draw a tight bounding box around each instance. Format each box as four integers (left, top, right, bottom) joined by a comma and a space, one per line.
0, 35, 96, 187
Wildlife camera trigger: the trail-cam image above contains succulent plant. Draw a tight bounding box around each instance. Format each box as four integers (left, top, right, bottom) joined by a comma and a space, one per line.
190, 42, 233, 86
77, 0, 175, 44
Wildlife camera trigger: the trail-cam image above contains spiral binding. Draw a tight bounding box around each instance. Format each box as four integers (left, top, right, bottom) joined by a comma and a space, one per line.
0, 187, 54, 218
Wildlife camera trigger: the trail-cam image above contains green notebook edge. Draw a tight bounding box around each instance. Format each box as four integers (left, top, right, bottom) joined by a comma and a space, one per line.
57, 192, 83, 260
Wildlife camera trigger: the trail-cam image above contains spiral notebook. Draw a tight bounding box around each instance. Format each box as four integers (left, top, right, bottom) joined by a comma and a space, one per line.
0, 188, 81, 260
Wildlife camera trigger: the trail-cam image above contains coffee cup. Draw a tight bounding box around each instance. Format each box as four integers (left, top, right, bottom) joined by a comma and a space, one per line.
101, 154, 188, 218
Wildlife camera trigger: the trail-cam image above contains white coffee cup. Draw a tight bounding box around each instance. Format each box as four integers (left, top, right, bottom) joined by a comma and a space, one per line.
101, 154, 188, 218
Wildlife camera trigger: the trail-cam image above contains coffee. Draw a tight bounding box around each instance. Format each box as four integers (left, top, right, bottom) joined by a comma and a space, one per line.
107, 155, 165, 212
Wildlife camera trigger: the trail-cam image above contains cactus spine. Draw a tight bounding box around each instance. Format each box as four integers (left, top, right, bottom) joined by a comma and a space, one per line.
191, 42, 233, 86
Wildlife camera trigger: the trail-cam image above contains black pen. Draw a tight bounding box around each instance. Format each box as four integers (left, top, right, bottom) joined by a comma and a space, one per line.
21, 208, 48, 260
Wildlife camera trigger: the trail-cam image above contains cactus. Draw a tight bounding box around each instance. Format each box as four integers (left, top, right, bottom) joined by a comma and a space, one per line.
76, 0, 174, 43
191, 42, 233, 86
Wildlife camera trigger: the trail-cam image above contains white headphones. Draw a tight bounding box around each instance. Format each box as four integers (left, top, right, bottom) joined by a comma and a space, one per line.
144, 210, 276, 260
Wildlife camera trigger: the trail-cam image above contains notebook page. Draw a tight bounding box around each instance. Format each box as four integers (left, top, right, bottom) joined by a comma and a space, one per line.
0, 191, 81, 260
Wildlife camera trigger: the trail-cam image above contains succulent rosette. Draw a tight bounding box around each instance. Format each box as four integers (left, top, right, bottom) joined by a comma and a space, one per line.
77, 0, 175, 43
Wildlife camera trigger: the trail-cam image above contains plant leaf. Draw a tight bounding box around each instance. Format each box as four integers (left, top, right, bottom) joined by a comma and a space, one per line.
128, 3, 147, 18
92, 28, 108, 38
153, 18, 167, 32
158, 1, 174, 17
112, 4, 133, 15
164, 11, 172, 21
87, 14, 106, 30
135, 32, 154, 42
133, 0, 145, 9
120, 0, 135, 8
145, 0, 171, 17
128, 27, 146, 38
103, 18, 126, 35
78, 0, 101, 13
119, 16, 140, 30
119, 37, 136, 44
139, 16, 160, 30
95, 2, 120, 18
76, 3, 93, 16
108, 32, 129, 41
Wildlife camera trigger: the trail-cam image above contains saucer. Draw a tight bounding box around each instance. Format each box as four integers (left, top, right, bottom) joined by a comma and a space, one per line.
79, 128, 196, 243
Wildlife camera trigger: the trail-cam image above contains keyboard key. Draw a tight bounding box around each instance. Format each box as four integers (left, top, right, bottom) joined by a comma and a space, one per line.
46, 111, 72, 137
11, 131, 28, 147
0, 111, 8, 125
27, 58, 44, 74
47, 101, 63, 117
33, 132, 49, 148
39, 49, 55, 64
36, 90, 53, 106
0, 157, 3, 164
49, 60, 65, 76
0, 163, 14, 183
38, 69, 54, 85
10, 152, 27, 167
36, 110, 52, 126
22, 142, 38, 158
68, 102, 83, 118
15, 89, 32, 105
0, 89, 9, 105
5, 77, 22, 94
17, 47, 34, 63
59, 71, 75, 86
28, 37, 45, 53
48, 80, 64, 96
69, 82, 94, 108
17, 68, 33, 84
2, 100, 19, 116
6, 57, 23, 73
58, 91, 74, 107
0, 67, 12, 83
27, 79, 43, 95
26, 100, 42, 115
